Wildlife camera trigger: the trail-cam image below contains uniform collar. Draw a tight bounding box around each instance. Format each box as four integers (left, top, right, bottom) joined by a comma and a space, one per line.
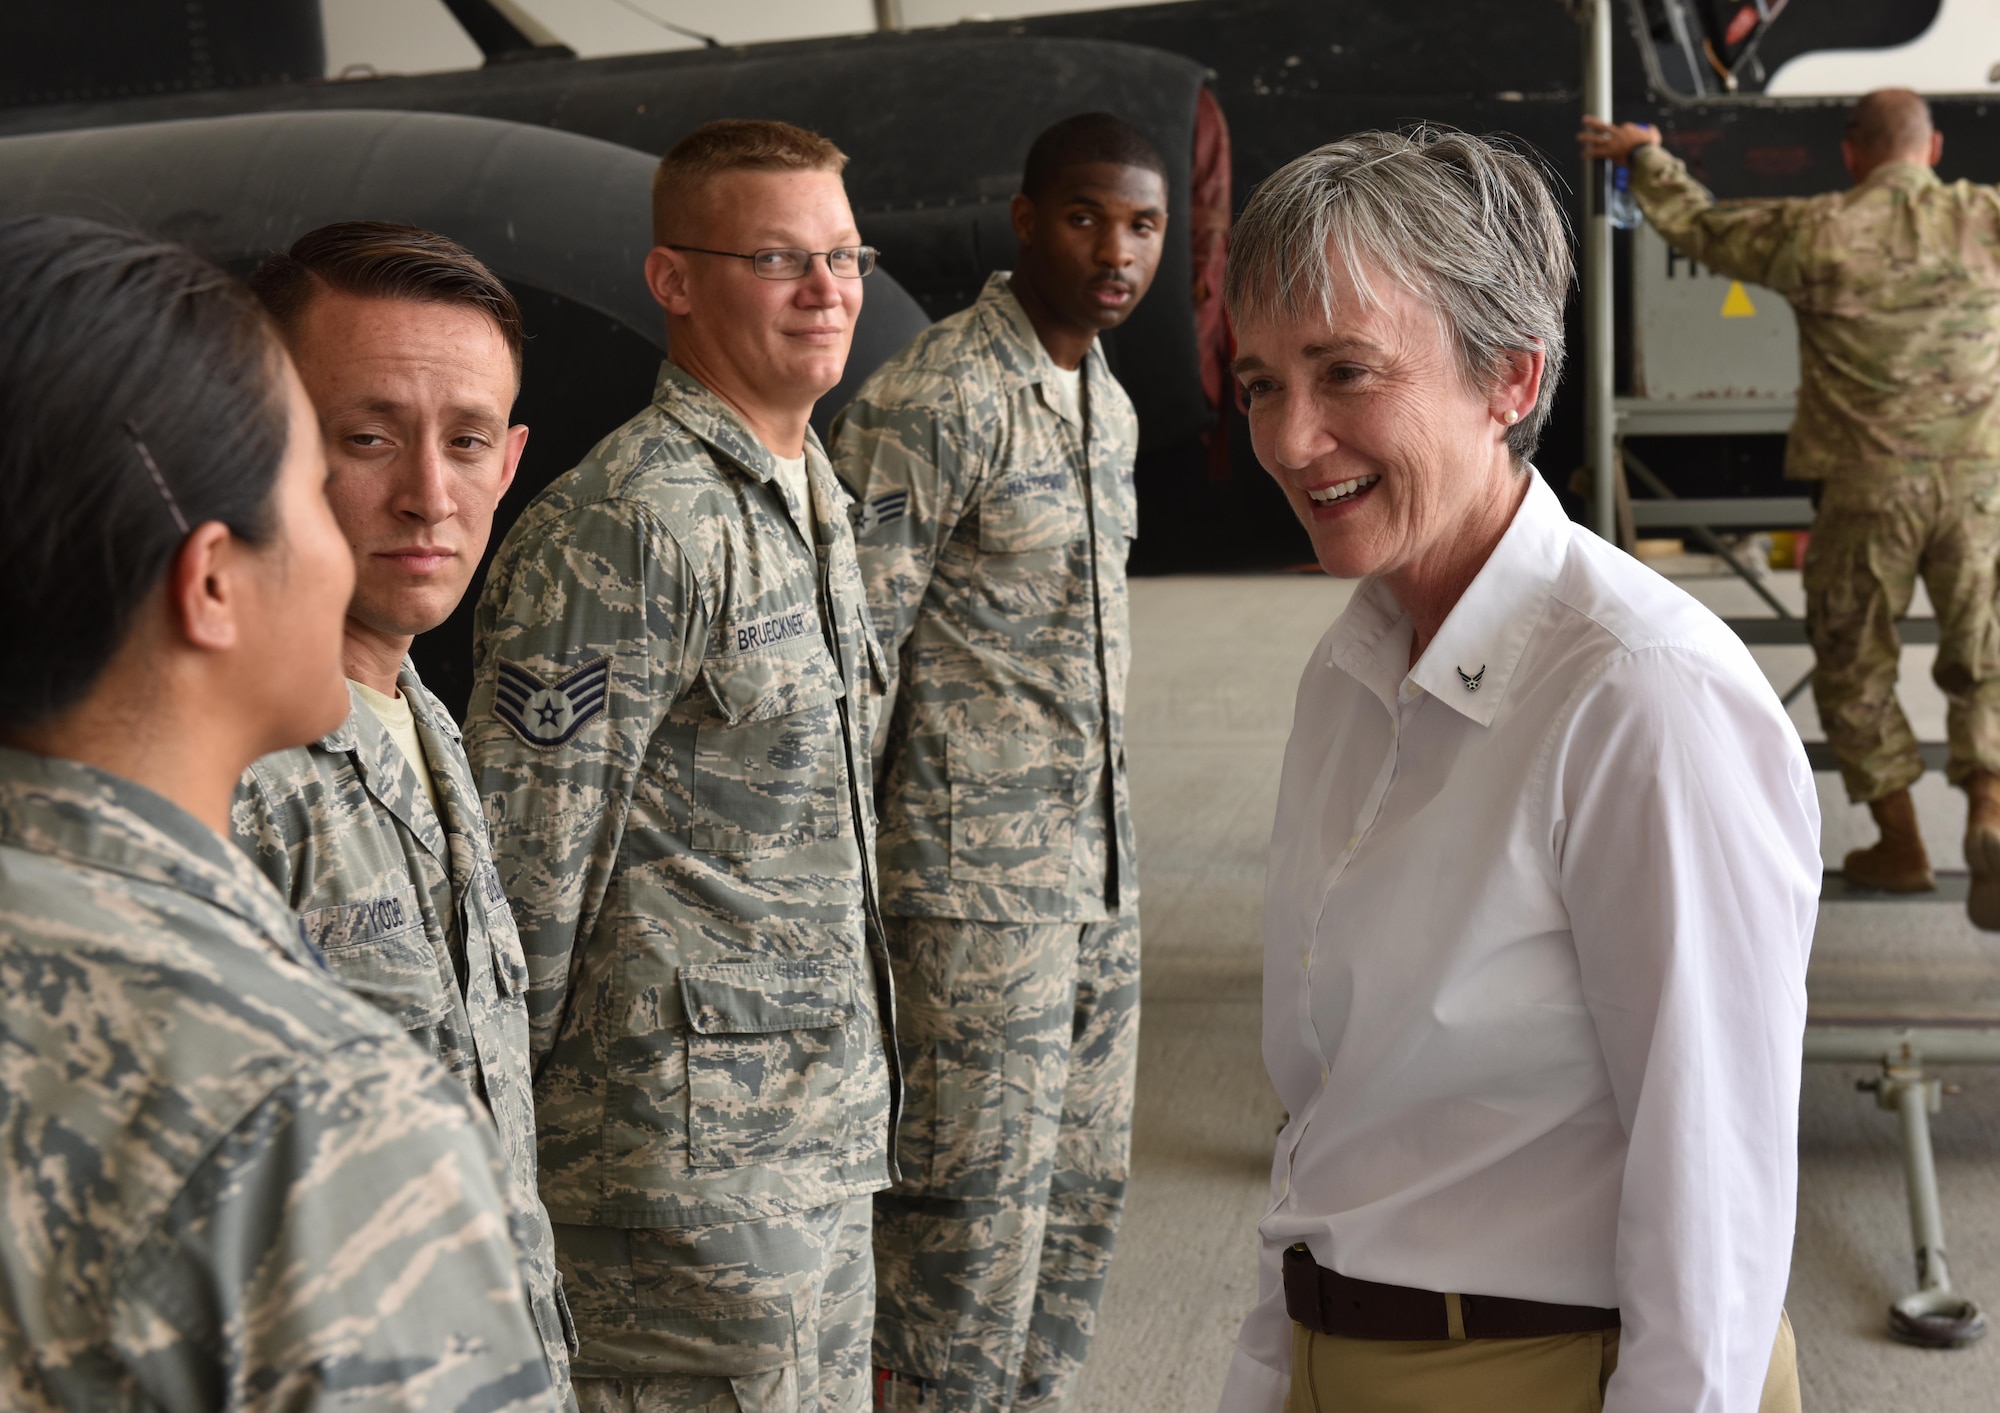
1327, 468, 1568, 728
1860, 159, 1941, 196
321, 664, 448, 865
975, 271, 1105, 427
650, 359, 829, 486
0, 745, 307, 960
401, 666, 498, 907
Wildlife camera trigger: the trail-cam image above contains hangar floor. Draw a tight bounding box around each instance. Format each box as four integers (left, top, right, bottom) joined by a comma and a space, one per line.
1075, 568, 2000, 1413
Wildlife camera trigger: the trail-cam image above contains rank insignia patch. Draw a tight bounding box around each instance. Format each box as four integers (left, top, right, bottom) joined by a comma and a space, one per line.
854, 490, 909, 536
494, 656, 610, 748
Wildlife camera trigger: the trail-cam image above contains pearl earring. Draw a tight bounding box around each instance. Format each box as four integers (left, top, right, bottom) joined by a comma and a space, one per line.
1503, 409, 1520, 425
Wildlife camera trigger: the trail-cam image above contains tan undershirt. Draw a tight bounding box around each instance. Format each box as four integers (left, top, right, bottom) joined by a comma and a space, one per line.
350, 679, 442, 818
772, 449, 812, 522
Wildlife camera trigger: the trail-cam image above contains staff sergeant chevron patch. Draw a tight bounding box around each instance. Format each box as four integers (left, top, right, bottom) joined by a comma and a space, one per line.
493, 656, 610, 748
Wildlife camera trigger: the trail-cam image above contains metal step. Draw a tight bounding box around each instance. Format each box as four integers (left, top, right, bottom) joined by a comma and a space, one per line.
1631, 497, 1814, 529
1727, 617, 1941, 646
1805, 742, 1948, 774
1823, 871, 1969, 903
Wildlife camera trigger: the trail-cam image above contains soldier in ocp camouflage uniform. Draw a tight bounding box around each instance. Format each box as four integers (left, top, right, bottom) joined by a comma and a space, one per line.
230, 223, 574, 1405
831, 114, 1170, 1413
1585, 91, 2000, 926
465, 121, 897, 1413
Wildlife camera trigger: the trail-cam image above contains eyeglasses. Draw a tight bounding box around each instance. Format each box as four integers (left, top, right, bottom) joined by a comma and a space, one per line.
667, 245, 879, 280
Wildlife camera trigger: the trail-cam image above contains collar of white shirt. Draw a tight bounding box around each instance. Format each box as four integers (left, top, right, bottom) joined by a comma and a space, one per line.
1325, 468, 1568, 728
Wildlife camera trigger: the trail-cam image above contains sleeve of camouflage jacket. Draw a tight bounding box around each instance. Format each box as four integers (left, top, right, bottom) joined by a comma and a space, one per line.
229, 771, 299, 904
114, 1035, 557, 1411
470, 500, 707, 1065
830, 379, 984, 708
1629, 142, 1809, 295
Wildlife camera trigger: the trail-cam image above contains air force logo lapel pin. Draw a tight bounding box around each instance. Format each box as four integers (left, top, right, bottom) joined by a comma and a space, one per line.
494, 657, 611, 748
1457, 664, 1486, 694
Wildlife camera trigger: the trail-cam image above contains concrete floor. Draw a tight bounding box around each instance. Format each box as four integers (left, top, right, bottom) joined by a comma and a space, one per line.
1071, 570, 2000, 1413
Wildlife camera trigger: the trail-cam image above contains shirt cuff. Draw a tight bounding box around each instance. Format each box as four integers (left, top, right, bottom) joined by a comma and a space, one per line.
1628, 140, 1673, 185
1216, 1344, 1289, 1413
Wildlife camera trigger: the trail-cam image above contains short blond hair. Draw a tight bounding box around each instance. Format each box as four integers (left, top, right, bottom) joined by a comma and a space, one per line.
651, 119, 849, 246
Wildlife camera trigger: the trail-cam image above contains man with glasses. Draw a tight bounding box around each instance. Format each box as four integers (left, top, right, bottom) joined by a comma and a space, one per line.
466, 119, 898, 1413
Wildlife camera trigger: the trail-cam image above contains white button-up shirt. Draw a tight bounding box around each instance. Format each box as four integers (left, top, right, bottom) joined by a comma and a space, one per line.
1219, 472, 1819, 1413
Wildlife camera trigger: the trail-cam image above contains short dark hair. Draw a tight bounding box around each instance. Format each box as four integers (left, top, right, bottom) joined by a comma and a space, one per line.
249, 221, 524, 379
1847, 87, 1934, 160
1021, 112, 1168, 199
0, 215, 288, 731
652, 119, 849, 246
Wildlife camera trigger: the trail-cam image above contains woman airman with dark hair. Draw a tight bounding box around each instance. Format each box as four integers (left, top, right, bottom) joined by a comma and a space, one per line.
0, 215, 560, 1411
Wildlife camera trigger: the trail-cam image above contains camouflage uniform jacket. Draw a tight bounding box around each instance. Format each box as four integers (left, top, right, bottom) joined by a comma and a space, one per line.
831, 271, 1140, 923
0, 746, 559, 1412
1631, 143, 2000, 480
232, 663, 574, 1404
466, 360, 897, 1228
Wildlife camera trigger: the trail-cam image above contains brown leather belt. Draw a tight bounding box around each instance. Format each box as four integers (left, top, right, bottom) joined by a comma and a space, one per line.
1283, 1244, 1620, 1341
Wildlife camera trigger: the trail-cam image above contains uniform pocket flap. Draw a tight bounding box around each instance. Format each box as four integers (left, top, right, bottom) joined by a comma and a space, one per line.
861, 612, 891, 694
679, 959, 857, 1035
299, 887, 453, 1032
947, 733, 1081, 786
700, 635, 844, 726
300, 885, 424, 953
978, 494, 1079, 553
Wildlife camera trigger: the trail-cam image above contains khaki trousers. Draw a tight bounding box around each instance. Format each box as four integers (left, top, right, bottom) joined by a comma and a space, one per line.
1284, 1309, 1798, 1413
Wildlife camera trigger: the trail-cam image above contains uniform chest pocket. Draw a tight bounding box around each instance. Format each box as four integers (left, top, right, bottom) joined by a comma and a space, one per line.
1099, 466, 1138, 546
679, 959, 858, 1169
299, 884, 453, 1033
978, 487, 1081, 554
692, 636, 849, 857
468, 862, 528, 1002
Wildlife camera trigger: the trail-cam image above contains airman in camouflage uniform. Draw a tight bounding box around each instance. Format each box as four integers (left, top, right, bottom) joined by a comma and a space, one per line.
469, 121, 902, 1411
0, 746, 560, 1411
233, 661, 575, 1405
1588, 91, 2000, 922
467, 367, 894, 1409
228, 220, 575, 1404
831, 113, 1169, 1413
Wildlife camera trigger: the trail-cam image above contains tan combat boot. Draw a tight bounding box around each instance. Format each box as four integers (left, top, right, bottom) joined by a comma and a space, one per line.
1964, 771, 2000, 930
1843, 788, 1935, 893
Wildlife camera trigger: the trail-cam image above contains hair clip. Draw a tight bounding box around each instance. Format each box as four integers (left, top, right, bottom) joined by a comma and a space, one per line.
124, 421, 192, 536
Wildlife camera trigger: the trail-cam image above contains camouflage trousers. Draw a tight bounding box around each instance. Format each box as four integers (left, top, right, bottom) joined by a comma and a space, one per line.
873, 914, 1141, 1413
560, 1198, 874, 1413
1805, 467, 2000, 802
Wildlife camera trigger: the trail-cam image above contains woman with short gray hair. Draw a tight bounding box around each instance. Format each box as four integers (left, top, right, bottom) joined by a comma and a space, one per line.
1217, 129, 1816, 1413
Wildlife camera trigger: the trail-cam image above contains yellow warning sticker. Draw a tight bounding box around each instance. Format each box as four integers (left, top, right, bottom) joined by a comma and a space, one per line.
1721, 281, 1758, 318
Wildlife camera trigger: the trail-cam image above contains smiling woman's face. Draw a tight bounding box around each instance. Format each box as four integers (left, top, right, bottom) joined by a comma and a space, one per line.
1232, 260, 1515, 582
